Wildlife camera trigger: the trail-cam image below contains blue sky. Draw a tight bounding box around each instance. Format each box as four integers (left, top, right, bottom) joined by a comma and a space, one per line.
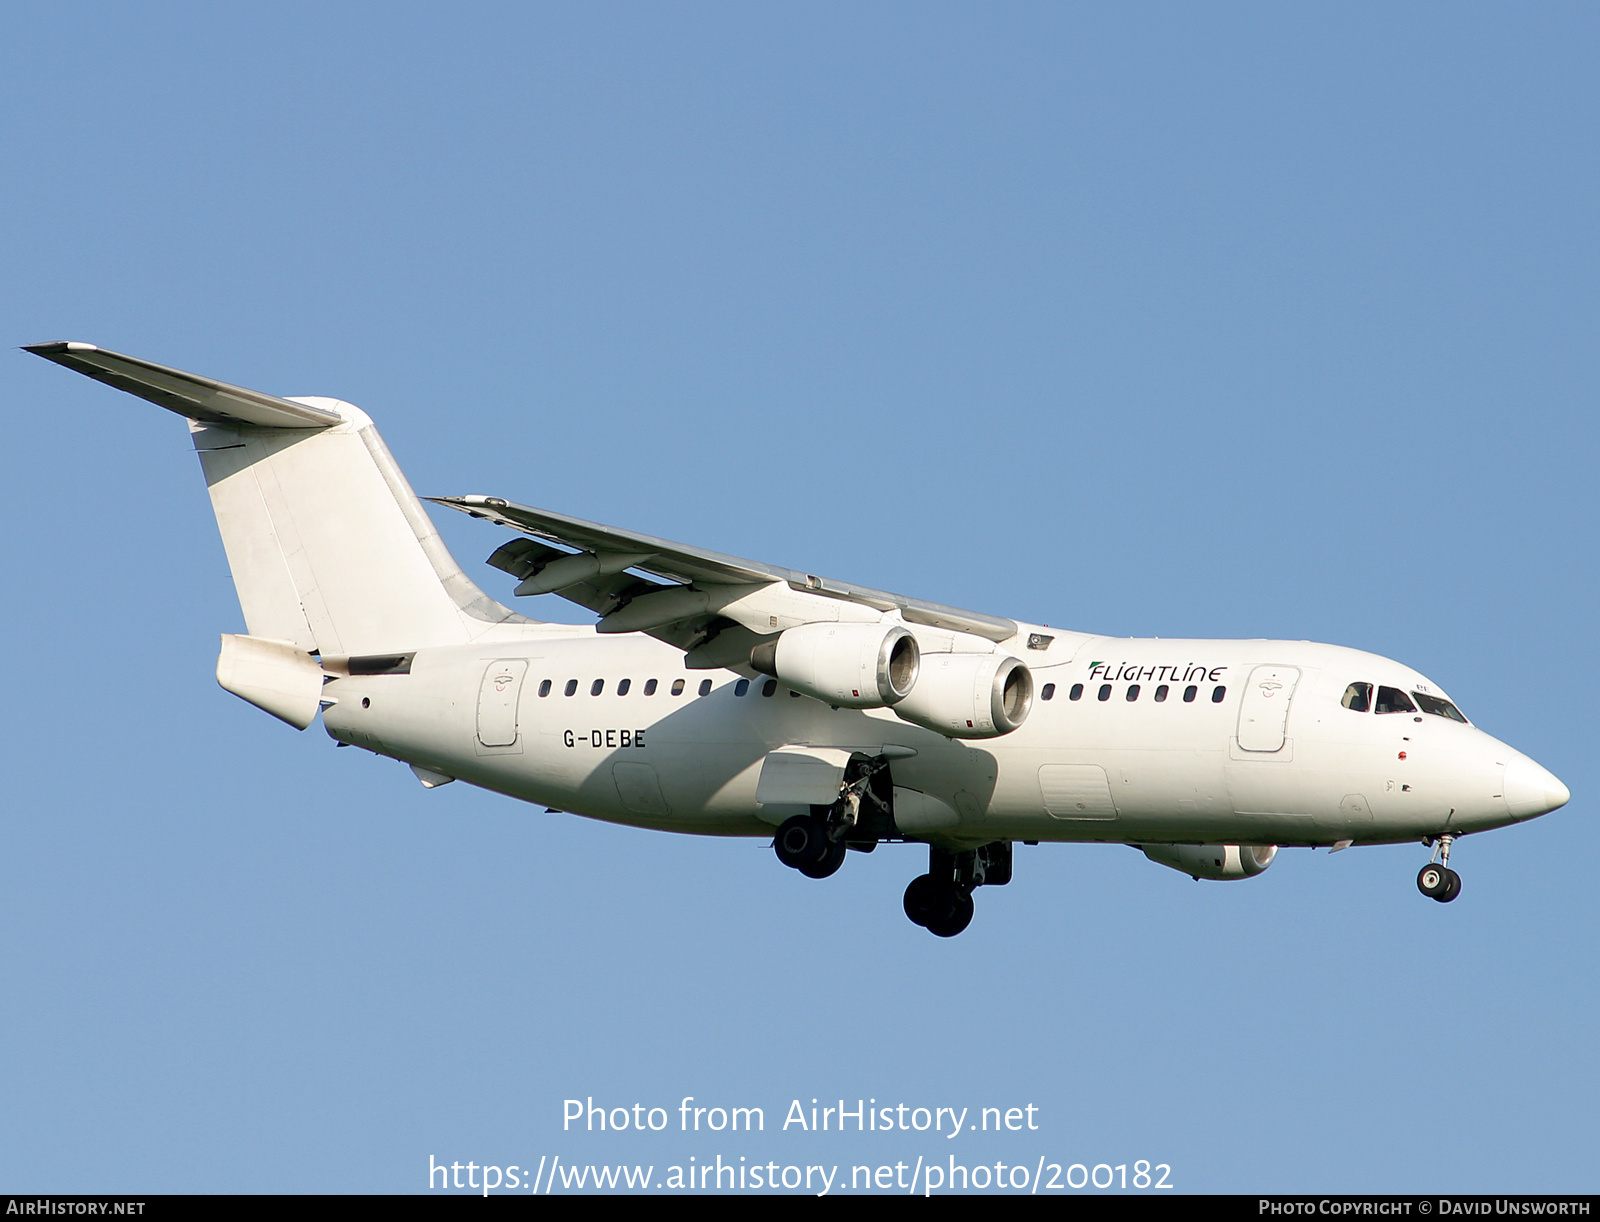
2, 2, 1595, 1193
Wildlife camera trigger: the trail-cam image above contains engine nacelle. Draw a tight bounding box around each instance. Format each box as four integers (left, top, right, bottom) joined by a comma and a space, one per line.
891, 652, 1033, 739
1140, 843, 1278, 881
750, 622, 919, 708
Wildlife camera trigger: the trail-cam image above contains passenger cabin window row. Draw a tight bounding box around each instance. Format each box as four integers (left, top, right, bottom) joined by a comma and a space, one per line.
534, 676, 786, 699
1341, 682, 1467, 722
1039, 682, 1226, 704
542, 674, 1240, 707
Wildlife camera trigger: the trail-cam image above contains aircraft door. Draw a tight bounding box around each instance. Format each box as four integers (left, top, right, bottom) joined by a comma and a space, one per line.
477, 659, 529, 747
1236, 666, 1301, 753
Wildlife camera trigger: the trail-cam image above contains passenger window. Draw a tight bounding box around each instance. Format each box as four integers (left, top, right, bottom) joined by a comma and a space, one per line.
617, 678, 631, 696
670, 679, 685, 696
1041, 683, 1056, 701
1098, 684, 1112, 701
1183, 685, 1197, 702
1375, 686, 1416, 714
644, 679, 658, 696
1069, 683, 1084, 701
698, 679, 713, 696
1342, 682, 1373, 712
1413, 692, 1468, 723
590, 679, 604, 696
538, 679, 551, 697
762, 679, 777, 697
1212, 685, 1226, 703
1154, 684, 1168, 702
564, 679, 578, 697
1126, 685, 1140, 702
734, 679, 749, 697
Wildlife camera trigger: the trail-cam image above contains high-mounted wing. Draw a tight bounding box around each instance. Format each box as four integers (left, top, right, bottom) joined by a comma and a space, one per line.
430, 494, 1018, 665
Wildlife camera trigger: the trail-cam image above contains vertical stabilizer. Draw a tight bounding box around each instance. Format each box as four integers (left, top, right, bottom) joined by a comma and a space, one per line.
26, 343, 534, 657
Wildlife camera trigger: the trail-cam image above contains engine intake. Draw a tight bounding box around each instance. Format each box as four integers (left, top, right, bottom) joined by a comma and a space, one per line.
891, 652, 1033, 739
1139, 843, 1278, 881
750, 622, 919, 708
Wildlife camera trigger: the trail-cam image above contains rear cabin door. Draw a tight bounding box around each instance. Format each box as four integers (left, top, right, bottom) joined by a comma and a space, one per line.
477, 660, 529, 747
1236, 665, 1301, 753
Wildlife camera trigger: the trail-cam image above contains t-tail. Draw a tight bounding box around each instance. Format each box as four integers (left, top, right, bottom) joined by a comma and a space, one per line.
25, 342, 533, 726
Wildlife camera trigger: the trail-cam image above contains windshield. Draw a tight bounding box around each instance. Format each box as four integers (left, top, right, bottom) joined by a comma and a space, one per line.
1413, 691, 1469, 723
1375, 686, 1416, 714
1343, 680, 1469, 724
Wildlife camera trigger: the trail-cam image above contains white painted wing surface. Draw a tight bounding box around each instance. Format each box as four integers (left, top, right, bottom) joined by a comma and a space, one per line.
429, 493, 1018, 643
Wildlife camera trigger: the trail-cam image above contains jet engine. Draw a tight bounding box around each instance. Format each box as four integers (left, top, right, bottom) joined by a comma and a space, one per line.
1139, 843, 1278, 881
749, 622, 919, 708
891, 652, 1033, 739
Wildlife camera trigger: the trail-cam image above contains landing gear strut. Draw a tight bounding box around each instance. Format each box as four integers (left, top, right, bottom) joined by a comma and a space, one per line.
903, 842, 1011, 938
1417, 834, 1462, 903
771, 755, 894, 880
766, 761, 1011, 937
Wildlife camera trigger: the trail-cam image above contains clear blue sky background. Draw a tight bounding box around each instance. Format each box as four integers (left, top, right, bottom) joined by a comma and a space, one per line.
2, 2, 1595, 1194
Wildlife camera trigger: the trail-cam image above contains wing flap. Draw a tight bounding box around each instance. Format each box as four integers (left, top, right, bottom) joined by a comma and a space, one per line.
436, 494, 1019, 644
486, 537, 673, 617
444, 496, 775, 586
24, 342, 343, 429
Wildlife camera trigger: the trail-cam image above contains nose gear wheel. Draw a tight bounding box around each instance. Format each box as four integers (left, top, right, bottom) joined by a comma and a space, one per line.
1417, 835, 1462, 903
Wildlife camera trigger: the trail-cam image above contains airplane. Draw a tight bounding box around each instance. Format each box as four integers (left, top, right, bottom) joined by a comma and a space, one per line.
25, 342, 1572, 936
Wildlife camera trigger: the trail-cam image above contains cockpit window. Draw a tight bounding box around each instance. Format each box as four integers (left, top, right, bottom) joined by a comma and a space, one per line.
1375, 686, 1416, 714
1341, 682, 1373, 712
1413, 692, 1468, 723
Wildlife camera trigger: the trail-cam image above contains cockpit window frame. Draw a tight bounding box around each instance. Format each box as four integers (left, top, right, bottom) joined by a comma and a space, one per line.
1375, 686, 1417, 715
1341, 682, 1373, 713
1412, 691, 1469, 724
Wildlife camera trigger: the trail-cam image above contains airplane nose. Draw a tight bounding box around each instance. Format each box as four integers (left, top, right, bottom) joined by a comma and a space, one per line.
1503, 755, 1571, 820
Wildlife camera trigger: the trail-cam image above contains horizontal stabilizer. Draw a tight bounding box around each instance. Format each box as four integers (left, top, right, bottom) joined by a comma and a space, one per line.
24, 342, 343, 429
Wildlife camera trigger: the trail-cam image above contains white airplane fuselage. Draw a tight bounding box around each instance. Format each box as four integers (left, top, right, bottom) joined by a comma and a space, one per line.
27, 341, 1570, 930
320, 627, 1562, 848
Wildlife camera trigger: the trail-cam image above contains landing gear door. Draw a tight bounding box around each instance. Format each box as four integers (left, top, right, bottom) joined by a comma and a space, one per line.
755, 747, 854, 807
477, 659, 529, 748
1236, 665, 1301, 753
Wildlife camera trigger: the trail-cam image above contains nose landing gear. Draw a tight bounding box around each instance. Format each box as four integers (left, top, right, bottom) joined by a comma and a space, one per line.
1417, 834, 1462, 903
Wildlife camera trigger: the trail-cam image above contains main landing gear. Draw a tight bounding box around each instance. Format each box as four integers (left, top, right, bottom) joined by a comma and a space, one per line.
771, 755, 894, 880
903, 842, 1011, 938
767, 758, 1010, 936
1417, 834, 1462, 903
773, 813, 847, 879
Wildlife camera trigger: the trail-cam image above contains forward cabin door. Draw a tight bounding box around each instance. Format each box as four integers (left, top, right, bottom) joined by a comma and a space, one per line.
477, 659, 529, 747
1236, 666, 1301, 753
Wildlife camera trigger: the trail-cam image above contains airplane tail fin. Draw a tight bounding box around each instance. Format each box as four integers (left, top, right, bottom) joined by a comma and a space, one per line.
26, 343, 533, 659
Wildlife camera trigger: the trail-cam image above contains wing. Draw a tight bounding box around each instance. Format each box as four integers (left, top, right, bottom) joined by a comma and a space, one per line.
429, 494, 1018, 666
